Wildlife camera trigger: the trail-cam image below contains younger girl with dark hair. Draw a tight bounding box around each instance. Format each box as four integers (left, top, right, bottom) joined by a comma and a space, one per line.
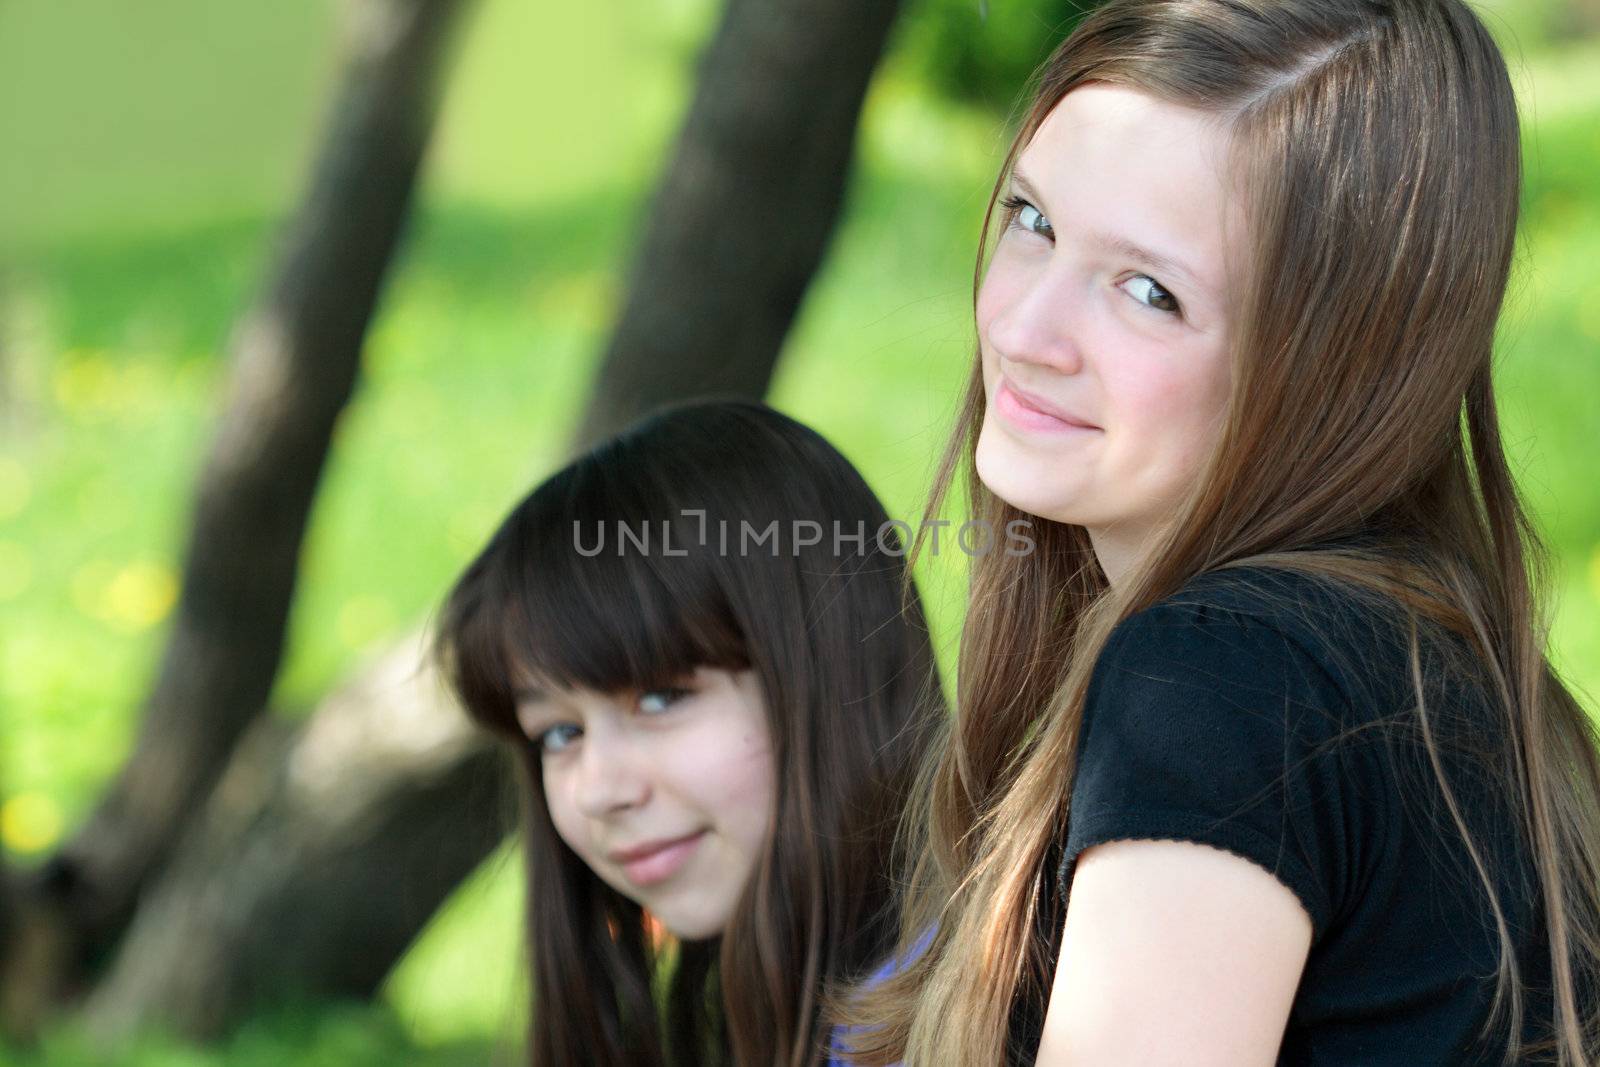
435, 400, 946, 1067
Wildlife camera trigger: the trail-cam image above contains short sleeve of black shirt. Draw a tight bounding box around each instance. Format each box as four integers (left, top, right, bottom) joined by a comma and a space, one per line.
1043, 567, 1555, 1066
1061, 576, 1360, 936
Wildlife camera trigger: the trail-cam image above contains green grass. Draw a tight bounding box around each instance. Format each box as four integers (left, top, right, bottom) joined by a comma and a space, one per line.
1, 3, 1597, 1062
3, 1004, 512, 1067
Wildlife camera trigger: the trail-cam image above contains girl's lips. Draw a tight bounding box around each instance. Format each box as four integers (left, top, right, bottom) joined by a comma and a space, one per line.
994, 377, 1100, 435
614, 830, 707, 887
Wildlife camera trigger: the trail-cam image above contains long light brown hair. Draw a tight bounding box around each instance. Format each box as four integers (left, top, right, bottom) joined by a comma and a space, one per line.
436, 401, 946, 1067
841, 1, 1600, 1063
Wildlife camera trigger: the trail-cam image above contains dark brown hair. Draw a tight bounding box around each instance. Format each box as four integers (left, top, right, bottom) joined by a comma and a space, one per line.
843, 1, 1600, 1064
435, 400, 945, 1067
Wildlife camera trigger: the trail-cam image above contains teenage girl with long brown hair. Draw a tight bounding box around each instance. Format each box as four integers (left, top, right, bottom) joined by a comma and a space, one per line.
436, 400, 946, 1066
838, 0, 1600, 1063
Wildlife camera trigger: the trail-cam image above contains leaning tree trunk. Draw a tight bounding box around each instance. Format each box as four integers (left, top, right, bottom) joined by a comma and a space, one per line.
574, 0, 904, 449
4, 0, 470, 1025
1556, 0, 1600, 36
0, 866, 30, 1040
0, 846, 44, 1039
75, 637, 509, 1042
61, 0, 905, 1042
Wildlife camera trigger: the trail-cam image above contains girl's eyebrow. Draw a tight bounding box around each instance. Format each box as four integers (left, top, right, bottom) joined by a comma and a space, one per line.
1009, 168, 1213, 298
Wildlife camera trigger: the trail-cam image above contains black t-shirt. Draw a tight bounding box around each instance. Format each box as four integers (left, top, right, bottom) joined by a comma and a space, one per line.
1009, 566, 1559, 1065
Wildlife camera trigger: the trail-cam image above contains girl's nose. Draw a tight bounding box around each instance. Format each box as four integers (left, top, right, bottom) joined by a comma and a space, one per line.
572, 730, 651, 818
984, 265, 1086, 376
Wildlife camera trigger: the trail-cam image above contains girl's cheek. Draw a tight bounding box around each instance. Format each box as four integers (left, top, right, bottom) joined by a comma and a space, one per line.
977, 258, 1022, 338
736, 746, 779, 815
1117, 354, 1193, 420
656, 725, 764, 813
542, 775, 586, 852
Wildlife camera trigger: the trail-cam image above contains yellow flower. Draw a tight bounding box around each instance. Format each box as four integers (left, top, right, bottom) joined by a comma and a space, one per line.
72, 559, 178, 631
51, 349, 115, 415
103, 561, 179, 632
1, 792, 63, 855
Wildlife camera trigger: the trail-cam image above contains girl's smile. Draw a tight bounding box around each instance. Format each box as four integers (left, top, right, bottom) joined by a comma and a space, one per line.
608, 828, 709, 887
993, 373, 1102, 435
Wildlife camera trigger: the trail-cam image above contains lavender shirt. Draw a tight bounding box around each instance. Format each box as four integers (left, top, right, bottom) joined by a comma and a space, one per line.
826, 929, 933, 1066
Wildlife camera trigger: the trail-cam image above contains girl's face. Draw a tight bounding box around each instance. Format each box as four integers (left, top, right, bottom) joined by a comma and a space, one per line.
974, 83, 1248, 580
516, 666, 775, 941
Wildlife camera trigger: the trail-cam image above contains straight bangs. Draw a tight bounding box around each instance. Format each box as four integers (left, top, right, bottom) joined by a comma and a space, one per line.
438, 457, 748, 743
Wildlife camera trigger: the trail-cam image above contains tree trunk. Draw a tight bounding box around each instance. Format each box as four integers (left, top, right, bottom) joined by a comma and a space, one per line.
75, 637, 510, 1042
574, 0, 904, 449
9, 0, 470, 1021
0, 862, 40, 1039
33, 0, 903, 1041
1554, 0, 1600, 37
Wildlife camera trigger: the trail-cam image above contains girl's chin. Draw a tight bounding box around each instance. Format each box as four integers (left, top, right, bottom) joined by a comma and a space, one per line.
975, 460, 1083, 525
977, 431, 1128, 532
651, 909, 728, 942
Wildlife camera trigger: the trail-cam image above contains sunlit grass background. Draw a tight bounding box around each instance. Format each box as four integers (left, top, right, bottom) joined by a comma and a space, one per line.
1, 0, 1597, 1061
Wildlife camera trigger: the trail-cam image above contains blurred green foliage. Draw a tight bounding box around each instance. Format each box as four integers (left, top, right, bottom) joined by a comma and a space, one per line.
894, 0, 1097, 111
0, 0, 1596, 1062
0, 1004, 506, 1067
